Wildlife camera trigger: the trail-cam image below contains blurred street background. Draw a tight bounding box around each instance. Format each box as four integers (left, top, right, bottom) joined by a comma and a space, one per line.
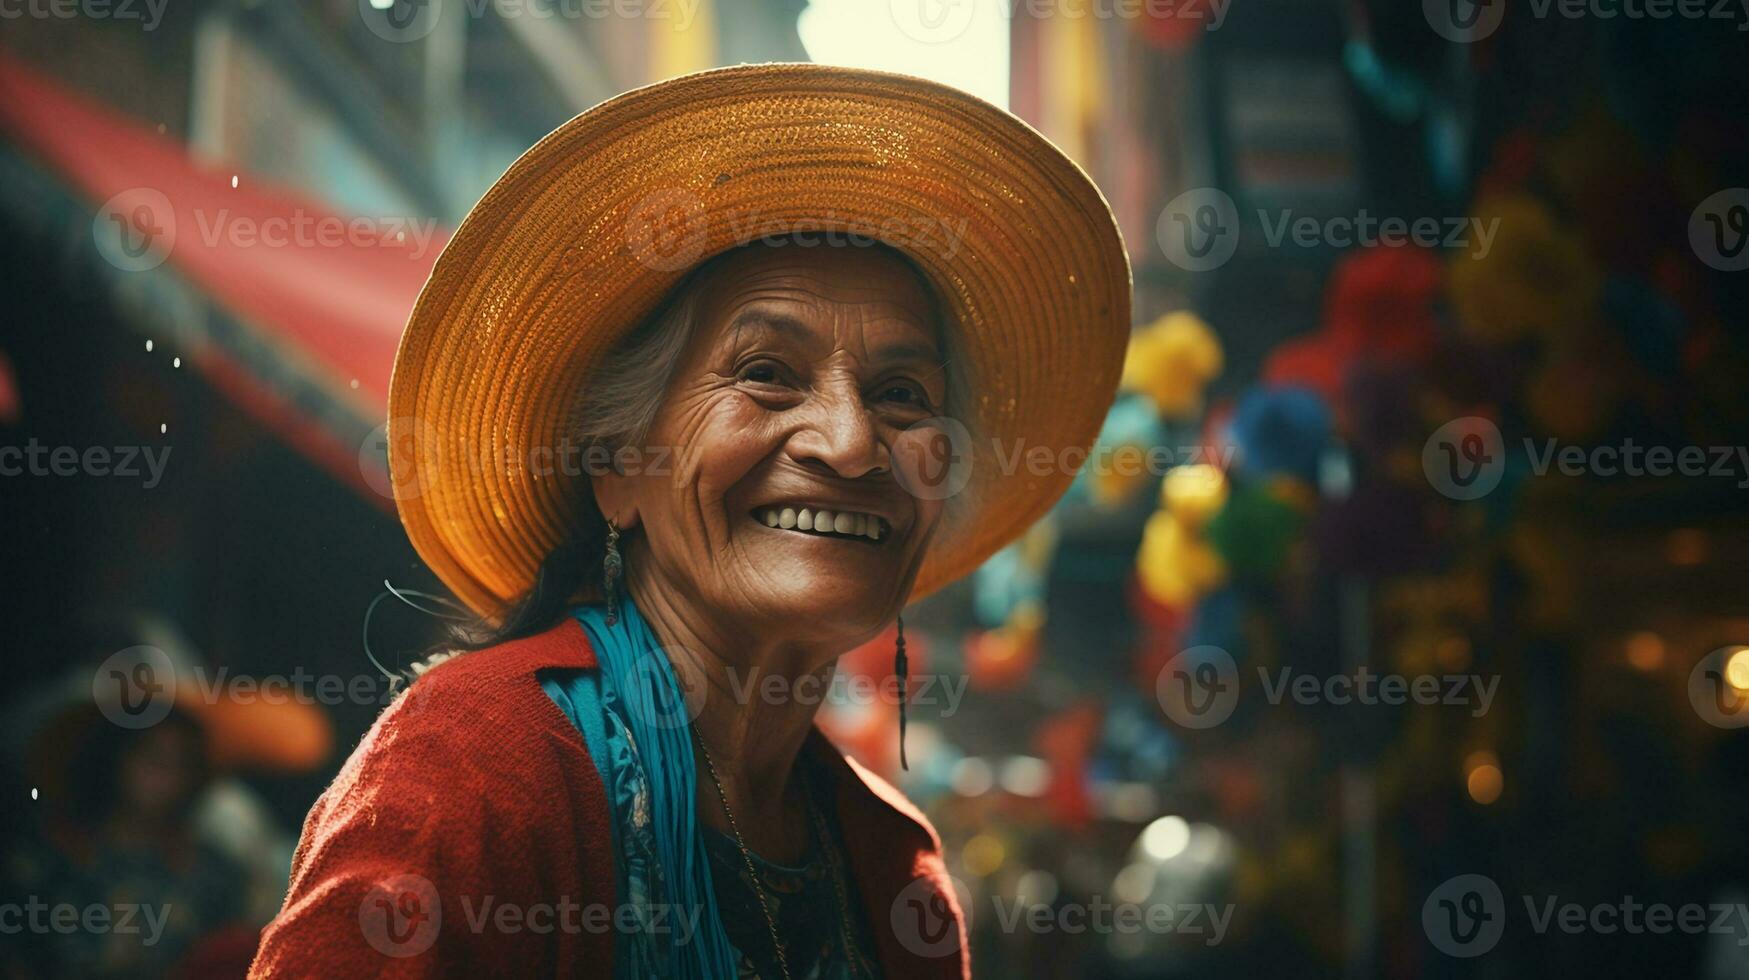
4, 0, 1749, 976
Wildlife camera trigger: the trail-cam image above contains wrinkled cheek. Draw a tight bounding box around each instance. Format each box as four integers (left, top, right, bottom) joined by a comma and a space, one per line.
672, 422, 769, 540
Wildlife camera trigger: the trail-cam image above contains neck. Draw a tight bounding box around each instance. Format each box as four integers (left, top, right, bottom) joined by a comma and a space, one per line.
622, 549, 833, 811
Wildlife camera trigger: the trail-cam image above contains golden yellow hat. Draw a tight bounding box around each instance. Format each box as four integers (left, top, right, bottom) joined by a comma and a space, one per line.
389, 63, 1131, 619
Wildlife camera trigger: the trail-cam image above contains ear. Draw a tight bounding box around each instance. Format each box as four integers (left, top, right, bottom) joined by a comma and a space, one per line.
590, 467, 642, 532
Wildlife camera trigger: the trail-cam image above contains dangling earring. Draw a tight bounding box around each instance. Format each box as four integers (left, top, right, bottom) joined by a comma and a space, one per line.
895, 615, 910, 771
602, 518, 623, 626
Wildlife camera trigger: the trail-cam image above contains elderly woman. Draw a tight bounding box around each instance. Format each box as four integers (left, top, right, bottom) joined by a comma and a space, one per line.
251, 65, 1128, 978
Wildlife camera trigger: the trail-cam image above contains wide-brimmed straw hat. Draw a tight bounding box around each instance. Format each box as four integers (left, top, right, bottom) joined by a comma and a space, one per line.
389, 63, 1131, 620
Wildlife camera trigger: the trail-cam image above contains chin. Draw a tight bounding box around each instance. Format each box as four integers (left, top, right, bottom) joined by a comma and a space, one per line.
740, 566, 911, 647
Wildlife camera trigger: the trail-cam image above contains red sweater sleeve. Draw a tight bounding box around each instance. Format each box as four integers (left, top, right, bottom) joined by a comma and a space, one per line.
250, 645, 617, 977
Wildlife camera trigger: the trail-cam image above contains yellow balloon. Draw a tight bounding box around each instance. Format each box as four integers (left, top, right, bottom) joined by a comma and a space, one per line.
1136, 510, 1228, 608
1121, 312, 1224, 418
1160, 463, 1229, 527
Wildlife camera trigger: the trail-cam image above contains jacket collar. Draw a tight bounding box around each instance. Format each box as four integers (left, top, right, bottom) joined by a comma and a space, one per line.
498, 615, 969, 977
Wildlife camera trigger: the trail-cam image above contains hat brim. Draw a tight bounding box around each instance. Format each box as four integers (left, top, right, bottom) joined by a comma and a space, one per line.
388, 63, 1131, 620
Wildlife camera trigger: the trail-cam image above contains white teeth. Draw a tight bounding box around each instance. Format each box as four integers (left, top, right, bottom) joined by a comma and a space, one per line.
754, 506, 888, 541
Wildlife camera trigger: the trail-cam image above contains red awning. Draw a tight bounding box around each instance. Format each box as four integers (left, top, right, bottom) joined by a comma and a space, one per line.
0, 53, 446, 502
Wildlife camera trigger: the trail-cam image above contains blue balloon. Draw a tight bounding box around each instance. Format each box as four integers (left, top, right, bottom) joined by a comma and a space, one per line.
1231, 385, 1333, 483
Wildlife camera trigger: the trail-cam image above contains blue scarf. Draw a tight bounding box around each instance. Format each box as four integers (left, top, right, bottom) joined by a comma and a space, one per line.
543, 600, 738, 978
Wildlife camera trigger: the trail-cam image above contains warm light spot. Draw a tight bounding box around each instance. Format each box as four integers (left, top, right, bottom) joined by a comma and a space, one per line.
1467, 764, 1503, 804
1464, 750, 1503, 805
1624, 631, 1665, 672
1666, 528, 1707, 566
962, 833, 1006, 877
1725, 647, 1749, 691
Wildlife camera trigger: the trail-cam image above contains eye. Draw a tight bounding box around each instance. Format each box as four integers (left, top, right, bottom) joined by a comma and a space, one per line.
736, 358, 789, 386
877, 379, 932, 408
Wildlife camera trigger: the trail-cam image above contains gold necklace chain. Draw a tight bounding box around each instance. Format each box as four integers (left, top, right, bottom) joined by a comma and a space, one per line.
694, 733, 793, 980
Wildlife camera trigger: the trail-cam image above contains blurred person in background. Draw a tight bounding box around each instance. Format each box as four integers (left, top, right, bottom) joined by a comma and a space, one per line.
4, 614, 306, 979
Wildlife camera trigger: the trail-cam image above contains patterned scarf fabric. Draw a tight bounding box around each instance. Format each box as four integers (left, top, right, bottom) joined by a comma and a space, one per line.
541, 600, 738, 979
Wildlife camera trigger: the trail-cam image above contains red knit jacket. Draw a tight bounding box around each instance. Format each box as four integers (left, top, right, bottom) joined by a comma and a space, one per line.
249, 618, 969, 978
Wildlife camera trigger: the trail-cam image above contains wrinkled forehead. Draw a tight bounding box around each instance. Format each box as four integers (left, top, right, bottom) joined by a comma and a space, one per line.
689, 241, 944, 357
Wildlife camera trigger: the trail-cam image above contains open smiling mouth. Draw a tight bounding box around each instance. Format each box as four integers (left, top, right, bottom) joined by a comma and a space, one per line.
752, 506, 890, 542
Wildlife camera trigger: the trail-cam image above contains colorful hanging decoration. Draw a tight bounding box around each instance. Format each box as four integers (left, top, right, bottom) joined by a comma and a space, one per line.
964, 599, 1044, 692
1229, 385, 1333, 485
1120, 311, 1224, 419
1033, 702, 1103, 829
1447, 193, 1601, 345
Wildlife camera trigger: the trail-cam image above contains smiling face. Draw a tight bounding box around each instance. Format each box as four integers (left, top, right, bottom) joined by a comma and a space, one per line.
594, 243, 951, 653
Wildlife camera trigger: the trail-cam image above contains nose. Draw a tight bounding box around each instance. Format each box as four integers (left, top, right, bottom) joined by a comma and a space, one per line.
787, 384, 889, 480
